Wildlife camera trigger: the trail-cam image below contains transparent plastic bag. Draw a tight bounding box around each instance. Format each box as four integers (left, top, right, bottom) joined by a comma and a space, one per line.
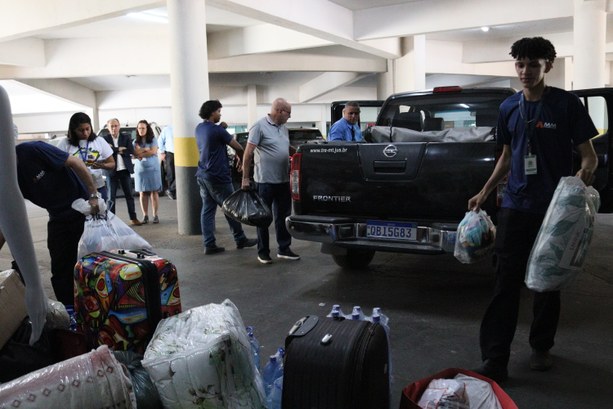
454, 210, 496, 264
526, 177, 600, 292
77, 211, 152, 259
222, 188, 272, 227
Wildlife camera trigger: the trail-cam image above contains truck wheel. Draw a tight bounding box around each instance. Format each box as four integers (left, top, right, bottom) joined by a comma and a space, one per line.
332, 250, 375, 269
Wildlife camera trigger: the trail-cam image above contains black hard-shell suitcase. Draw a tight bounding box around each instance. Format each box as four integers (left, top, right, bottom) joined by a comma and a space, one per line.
282, 315, 390, 409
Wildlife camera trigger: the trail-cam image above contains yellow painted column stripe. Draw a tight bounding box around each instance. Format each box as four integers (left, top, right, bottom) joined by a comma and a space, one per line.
174, 136, 199, 167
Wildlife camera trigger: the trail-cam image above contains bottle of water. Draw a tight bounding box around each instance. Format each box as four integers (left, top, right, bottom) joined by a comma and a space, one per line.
351, 305, 366, 321
246, 326, 261, 370
267, 376, 283, 409
273, 347, 285, 379
262, 355, 280, 396
65, 304, 78, 331
372, 307, 389, 327
326, 304, 346, 319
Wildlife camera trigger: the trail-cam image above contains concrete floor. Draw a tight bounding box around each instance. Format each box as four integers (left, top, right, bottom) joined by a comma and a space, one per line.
2, 197, 612, 408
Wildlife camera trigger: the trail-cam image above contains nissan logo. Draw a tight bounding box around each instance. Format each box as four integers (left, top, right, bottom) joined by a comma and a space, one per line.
383, 144, 398, 158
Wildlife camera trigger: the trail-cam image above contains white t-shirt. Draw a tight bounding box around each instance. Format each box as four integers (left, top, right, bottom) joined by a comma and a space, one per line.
56, 137, 113, 189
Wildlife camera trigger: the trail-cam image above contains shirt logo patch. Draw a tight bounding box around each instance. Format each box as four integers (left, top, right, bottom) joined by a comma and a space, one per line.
535, 121, 557, 129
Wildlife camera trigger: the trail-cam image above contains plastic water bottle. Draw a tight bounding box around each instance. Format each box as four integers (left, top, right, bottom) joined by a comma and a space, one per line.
327, 304, 346, 319
65, 304, 78, 331
273, 347, 285, 379
267, 376, 283, 409
372, 307, 389, 328
246, 326, 261, 370
262, 355, 280, 396
351, 305, 366, 321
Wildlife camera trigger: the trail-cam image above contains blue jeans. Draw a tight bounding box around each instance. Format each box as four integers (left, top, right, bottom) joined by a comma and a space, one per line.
197, 177, 247, 248
255, 182, 292, 257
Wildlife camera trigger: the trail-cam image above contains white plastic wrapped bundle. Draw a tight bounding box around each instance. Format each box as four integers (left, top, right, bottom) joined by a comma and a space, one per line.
526, 177, 600, 292
142, 299, 266, 409
0, 345, 135, 409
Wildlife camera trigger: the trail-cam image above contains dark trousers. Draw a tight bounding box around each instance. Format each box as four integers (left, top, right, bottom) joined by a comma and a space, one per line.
255, 182, 292, 257
480, 208, 560, 365
107, 169, 137, 220
165, 151, 176, 194
48, 210, 85, 305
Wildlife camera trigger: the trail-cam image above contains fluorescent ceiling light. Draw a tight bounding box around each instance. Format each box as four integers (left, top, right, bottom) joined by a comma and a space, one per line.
127, 10, 168, 24
480, 26, 490, 32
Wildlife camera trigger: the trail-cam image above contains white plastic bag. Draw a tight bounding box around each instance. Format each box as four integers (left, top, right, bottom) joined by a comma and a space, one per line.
454, 210, 496, 264
525, 177, 600, 292
107, 211, 153, 252
77, 214, 122, 259
454, 374, 503, 409
77, 211, 152, 259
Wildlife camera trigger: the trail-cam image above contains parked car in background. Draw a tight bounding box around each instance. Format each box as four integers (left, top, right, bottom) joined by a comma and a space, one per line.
227, 128, 324, 187
97, 122, 165, 197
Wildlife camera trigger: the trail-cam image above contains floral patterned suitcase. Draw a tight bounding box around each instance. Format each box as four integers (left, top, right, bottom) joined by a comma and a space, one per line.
74, 249, 182, 354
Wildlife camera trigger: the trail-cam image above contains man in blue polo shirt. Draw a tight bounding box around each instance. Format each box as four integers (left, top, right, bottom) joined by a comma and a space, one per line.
468, 37, 598, 382
195, 100, 257, 255
328, 101, 362, 142
2, 141, 100, 305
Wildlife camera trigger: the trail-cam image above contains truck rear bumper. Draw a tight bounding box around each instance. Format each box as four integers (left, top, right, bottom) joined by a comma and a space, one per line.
286, 215, 457, 255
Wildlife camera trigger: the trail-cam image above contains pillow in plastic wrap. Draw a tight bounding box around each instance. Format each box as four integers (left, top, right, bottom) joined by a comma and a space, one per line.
417, 378, 469, 409
0, 345, 135, 409
454, 209, 496, 264
526, 176, 600, 292
142, 299, 266, 409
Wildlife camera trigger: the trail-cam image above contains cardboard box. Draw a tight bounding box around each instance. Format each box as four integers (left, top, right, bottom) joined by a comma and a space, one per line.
0, 269, 28, 349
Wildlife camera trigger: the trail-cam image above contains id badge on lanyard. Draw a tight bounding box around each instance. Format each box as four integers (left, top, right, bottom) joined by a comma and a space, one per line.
519, 94, 542, 176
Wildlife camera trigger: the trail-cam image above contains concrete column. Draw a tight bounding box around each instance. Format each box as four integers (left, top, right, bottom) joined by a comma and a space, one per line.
167, 0, 209, 235
573, 0, 606, 89
246, 84, 257, 129
393, 35, 426, 93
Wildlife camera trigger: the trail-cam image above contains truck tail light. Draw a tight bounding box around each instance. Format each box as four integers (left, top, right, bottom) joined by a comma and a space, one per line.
290, 153, 302, 201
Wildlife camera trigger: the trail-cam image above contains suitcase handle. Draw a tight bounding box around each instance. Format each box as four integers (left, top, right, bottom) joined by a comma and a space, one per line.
288, 315, 319, 337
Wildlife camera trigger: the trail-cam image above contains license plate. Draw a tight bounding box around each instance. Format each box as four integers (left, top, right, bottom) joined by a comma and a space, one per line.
366, 220, 417, 241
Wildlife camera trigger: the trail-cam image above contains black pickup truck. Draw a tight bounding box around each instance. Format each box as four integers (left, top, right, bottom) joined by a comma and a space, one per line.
286, 87, 613, 269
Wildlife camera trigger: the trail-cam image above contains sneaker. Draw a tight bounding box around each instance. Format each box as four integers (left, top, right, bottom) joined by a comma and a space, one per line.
205, 245, 225, 255
472, 359, 508, 383
165, 190, 176, 200
530, 349, 553, 371
258, 254, 273, 264
142, 215, 149, 224
153, 215, 159, 224
236, 238, 257, 249
277, 249, 300, 260
130, 219, 142, 226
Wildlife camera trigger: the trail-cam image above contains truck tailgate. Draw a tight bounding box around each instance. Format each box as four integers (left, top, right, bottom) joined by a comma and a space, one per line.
295, 142, 497, 222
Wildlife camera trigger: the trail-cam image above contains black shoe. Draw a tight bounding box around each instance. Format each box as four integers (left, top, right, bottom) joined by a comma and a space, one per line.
165, 190, 175, 200
205, 245, 225, 255
472, 359, 508, 383
530, 349, 553, 371
258, 254, 273, 264
236, 238, 257, 249
142, 215, 149, 224
277, 249, 300, 260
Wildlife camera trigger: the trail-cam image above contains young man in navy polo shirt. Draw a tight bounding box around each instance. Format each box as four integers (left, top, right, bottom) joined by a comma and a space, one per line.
467, 37, 598, 382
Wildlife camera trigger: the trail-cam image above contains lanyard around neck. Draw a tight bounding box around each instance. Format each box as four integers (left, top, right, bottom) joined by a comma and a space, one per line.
79, 140, 90, 162
518, 93, 543, 154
